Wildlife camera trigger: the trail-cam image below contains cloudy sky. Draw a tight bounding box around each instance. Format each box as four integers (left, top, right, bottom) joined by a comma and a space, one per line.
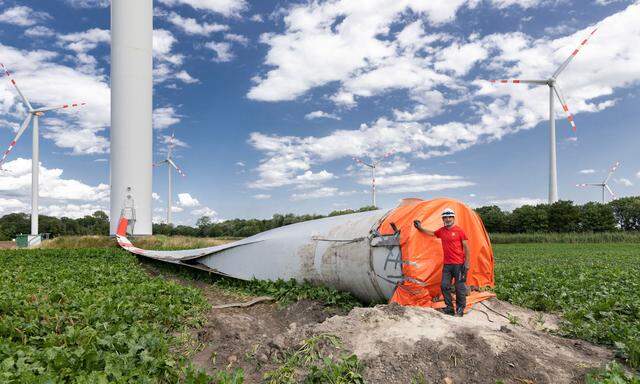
0, 0, 639, 224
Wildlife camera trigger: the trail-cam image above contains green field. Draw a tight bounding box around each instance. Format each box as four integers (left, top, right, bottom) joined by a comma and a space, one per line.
494, 243, 640, 369
1, 243, 638, 382
0, 248, 210, 383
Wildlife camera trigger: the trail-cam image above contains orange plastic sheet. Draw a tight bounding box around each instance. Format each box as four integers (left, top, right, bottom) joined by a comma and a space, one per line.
378, 198, 495, 309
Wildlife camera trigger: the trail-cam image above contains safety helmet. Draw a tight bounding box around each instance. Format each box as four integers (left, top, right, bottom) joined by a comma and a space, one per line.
441, 208, 455, 218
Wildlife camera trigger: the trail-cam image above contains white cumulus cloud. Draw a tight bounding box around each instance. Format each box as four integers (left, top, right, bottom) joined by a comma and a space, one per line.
157, 0, 248, 17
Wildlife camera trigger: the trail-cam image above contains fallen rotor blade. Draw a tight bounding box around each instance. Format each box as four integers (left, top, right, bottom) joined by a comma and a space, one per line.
552, 27, 598, 79
603, 161, 620, 184
0, 114, 32, 168
115, 210, 400, 302
489, 79, 547, 85
553, 84, 576, 131
36, 102, 87, 113
1, 63, 33, 111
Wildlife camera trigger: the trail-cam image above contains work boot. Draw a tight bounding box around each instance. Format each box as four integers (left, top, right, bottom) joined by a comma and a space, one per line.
455, 308, 464, 317
441, 306, 455, 316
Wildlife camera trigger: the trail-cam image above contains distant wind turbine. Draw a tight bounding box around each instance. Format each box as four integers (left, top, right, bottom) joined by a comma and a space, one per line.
577, 161, 619, 203
489, 27, 599, 204
0, 63, 86, 238
352, 150, 394, 208
154, 134, 186, 225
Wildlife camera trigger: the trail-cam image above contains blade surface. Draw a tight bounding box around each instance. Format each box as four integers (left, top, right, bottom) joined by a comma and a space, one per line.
553, 85, 576, 131
167, 158, 186, 176
353, 157, 373, 168
605, 184, 615, 198
0, 114, 32, 167
153, 160, 168, 167
552, 27, 598, 79
1, 63, 32, 110
576, 183, 601, 187
35, 102, 86, 113
489, 79, 547, 85
603, 161, 620, 184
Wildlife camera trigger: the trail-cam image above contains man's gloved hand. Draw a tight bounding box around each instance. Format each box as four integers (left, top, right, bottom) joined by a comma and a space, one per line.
462, 264, 469, 276
413, 220, 421, 229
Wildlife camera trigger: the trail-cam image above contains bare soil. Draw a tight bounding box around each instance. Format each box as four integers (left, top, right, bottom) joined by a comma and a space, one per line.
145, 262, 615, 384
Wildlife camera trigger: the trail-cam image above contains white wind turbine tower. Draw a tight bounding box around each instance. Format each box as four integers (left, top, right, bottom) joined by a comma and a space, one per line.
154, 134, 186, 225
576, 161, 619, 203
490, 27, 598, 204
0, 63, 85, 240
352, 151, 394, 208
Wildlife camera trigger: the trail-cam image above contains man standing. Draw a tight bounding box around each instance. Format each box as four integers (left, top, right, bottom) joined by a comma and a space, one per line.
413, 208, 470, 316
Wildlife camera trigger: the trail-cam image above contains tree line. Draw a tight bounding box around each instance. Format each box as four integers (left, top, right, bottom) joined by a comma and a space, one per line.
0, 206, 378, 240
0, 197, 638, 240
475, 197, 640, 233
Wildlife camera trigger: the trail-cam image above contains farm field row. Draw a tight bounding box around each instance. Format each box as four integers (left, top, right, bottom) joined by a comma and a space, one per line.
493, 243, 640, 369
0, 243, 638, 382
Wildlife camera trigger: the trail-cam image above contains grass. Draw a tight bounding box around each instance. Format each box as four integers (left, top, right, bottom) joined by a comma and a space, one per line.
263, 334, 364, 384
490, 232, 640, 244
0, 248, 211, 382
494, 243, 640, 369
40, 235, 237, 250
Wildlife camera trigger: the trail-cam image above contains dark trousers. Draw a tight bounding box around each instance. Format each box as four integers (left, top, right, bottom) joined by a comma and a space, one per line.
441, 264, 467, 312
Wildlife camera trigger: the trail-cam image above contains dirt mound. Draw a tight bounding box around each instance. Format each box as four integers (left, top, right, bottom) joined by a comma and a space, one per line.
143, 261, 615, 383
290, 299, 613, 383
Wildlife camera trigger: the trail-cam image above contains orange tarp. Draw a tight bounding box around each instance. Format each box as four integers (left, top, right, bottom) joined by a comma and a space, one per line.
378, 198, 495, 308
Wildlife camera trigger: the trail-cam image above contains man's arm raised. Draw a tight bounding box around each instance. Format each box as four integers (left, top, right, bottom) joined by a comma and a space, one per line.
413, 220, 436, 236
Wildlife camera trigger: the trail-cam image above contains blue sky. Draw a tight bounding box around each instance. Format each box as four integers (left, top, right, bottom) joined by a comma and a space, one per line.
0, 0, 638, 224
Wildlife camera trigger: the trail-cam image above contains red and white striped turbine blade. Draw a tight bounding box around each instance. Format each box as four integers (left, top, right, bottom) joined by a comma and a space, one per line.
36, 102, 87, 113
552, 85, 576, 132
0, 63, 32, 110
603, 161, 620, 184
605, 184, 615, 198
489, 79, 547, 84
353, 157, 372, 168
552, 27, 598, 79
168, 159, 186, 177
0, 114, 32, 168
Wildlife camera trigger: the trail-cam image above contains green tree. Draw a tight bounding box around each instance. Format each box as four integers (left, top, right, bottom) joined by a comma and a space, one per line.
474, 205, 509, 233
508, 204, 549, 233
580, 202, 616, 232
610, 196, 640, 230
0, 213, 30, 240
547, 200, 581, 232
